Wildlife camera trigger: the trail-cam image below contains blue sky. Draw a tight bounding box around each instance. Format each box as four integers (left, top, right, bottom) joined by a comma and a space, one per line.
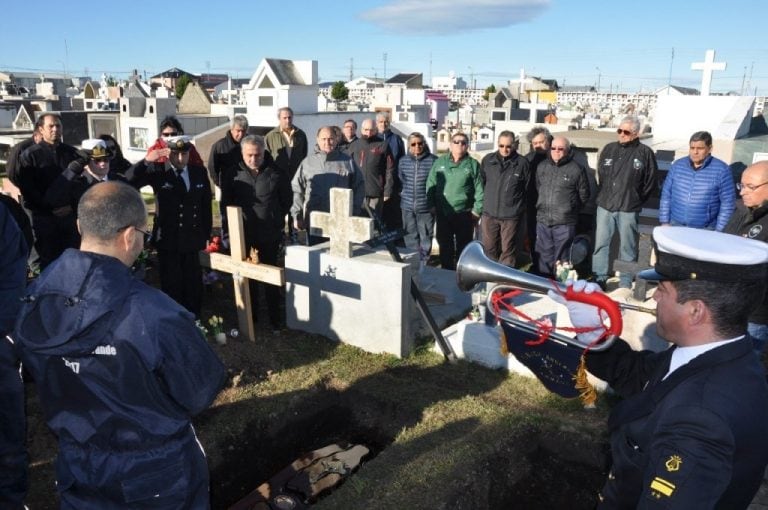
2, 0, 766, 94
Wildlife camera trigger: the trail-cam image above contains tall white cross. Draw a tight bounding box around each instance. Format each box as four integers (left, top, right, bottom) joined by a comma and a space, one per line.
691, 49, 726, 97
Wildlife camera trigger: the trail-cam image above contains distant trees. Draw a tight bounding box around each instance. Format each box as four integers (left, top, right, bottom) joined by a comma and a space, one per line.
483, 84, 496, 101
331, 81, 349, 102
175, 74, 192, 98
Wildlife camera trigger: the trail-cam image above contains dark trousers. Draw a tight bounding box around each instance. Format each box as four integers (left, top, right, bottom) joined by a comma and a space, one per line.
535, 223, 576, 277
0, 343, 26, 507
158, 249, 203, 317
248, 239, 282, 327
31, 213, 79, 270
436, 211, 475, 270
481, 214, 521, 267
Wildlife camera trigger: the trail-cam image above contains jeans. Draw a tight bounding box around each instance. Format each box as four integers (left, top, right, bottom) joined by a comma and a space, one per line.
747, 322, 768, 356
592, 207, 639, 288
401, 209, 435, 259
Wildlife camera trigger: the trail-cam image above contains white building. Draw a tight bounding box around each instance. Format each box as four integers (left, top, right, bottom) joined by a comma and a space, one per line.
431, 72, 467, 90
244, 58, 319, 127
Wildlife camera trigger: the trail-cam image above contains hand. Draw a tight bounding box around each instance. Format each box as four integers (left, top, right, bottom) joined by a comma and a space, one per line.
547, 279, 607, 345
145, 148, 170, 163
294, 218, 304, 231
383, 195, 390, 202
66, 159, 85, 175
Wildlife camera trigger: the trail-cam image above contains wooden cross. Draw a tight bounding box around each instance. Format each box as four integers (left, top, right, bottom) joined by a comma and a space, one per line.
309, 188, 374, 258
199, 205, 284, 342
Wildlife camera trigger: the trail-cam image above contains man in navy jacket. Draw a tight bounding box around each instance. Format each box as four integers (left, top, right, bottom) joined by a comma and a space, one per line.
555, 226, 768, 508
14, 182, 226, 508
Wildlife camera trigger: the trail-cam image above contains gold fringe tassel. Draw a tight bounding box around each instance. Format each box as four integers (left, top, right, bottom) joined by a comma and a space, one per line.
498, 325, 509, 356
574, 354, 597, 408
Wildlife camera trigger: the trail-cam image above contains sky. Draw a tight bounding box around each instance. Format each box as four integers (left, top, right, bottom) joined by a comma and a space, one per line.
2, 0, 767, 95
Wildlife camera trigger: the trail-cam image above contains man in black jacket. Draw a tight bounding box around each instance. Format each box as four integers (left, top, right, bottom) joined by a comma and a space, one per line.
126, 136, 212, 316
220, 135, 291, 331
725, 160, 768, 354
555, 226, 768, 508
207, 114, 248, 186
480, 131, 530, 267
348, 118, 395, 221
592, 115, 657, 289
17, 113, 80, 270
534, 136, 589, 277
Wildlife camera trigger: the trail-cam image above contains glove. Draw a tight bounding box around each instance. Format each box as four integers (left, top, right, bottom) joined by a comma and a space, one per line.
66, 159, 86, 176
548, 279, 607, 345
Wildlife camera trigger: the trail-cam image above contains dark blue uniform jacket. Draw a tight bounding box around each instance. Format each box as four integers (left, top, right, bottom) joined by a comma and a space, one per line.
14, 249, 226, 508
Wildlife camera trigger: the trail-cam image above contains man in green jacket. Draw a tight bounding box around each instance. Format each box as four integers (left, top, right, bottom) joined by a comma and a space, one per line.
426, 132, 483, 270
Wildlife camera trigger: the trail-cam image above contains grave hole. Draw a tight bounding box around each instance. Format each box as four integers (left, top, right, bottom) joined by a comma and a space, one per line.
210, 389, 398, 508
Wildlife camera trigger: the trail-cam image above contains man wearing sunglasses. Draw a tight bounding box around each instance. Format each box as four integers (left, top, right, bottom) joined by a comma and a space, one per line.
426, 132, 483, 270
592, 115, 658, 290
725, 160, 768, 355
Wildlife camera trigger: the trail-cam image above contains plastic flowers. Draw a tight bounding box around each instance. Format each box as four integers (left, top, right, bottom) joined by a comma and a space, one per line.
208, 315, 224, 335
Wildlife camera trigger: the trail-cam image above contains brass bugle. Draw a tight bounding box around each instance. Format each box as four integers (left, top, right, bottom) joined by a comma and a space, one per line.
456, 241, 655, 315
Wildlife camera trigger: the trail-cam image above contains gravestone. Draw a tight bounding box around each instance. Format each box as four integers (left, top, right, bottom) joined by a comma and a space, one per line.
285, 188, 470, 357
199, 205, 283, 342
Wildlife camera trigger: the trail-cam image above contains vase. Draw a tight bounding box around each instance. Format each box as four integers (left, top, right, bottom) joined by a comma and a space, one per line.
215, 332, 227, 345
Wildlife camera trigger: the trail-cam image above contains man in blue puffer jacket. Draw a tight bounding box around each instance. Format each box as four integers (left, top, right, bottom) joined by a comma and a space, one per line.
398, 132, 437, 259
659, 131, 735, 231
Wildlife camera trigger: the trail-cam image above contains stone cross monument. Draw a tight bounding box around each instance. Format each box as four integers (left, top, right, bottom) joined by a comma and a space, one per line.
309, 188, 374, 258
691, 49, 726, 97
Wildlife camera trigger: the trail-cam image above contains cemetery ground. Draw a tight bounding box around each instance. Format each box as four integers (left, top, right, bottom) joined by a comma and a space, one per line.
20, 198, 615, 509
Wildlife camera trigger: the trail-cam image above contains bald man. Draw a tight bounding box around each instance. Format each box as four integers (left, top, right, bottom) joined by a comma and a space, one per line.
724, 160, 768, 354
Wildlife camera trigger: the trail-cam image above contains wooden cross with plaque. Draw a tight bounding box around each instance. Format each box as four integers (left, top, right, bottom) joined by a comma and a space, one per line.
199, 205, 284, 342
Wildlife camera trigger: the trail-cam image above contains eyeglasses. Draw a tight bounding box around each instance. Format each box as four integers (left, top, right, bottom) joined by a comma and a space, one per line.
737, 181, 768, 192
161, 131, 178, 137
616, 129, 634, 136
410, 142, 424, 146
118, 225, 151, 244
452, 140, 467, 145
551, 147, 566, 151
498, 145, 513, 149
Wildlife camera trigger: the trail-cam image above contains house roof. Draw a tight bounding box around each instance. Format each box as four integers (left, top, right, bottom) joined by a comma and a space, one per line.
150, 67, 199, 79
425, 91, 450, 101
198, 73, 229, 89
265, 59, 307, 85
386, 73, 421, 85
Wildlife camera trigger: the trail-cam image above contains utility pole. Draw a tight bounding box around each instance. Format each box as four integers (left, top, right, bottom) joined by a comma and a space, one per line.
349, 58, 354, 82
667, 47, 674, 94
383, 53, 387, 81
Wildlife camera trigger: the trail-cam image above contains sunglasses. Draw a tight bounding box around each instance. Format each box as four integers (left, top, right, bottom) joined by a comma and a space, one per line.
498, 145, 513, 149
161, 131, 178, 137
410, 142, 424, 147
551, 147, 566, 151
616, 129, 634, 136
452, 140, 467, 145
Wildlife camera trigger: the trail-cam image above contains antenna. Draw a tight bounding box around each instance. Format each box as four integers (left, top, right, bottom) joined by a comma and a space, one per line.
350, 58, 353, 82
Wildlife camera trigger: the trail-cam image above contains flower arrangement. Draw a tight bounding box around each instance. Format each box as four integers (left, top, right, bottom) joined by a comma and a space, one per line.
208, 315, 224, 336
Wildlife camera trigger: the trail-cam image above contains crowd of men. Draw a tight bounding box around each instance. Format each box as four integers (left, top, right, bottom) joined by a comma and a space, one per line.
3, 109, 768, 508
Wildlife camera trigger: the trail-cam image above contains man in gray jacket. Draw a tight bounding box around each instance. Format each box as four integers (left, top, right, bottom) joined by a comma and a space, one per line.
291, 126, 365, 244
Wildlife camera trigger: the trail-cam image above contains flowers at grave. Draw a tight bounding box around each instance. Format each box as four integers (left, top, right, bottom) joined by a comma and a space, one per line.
205, 235, 222, 253
208, 315, 224, 336
195, 320, 208, 336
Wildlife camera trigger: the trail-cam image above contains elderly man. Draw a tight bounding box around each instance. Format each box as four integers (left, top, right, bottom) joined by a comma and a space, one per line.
534, 136, 589, 277
208, 114, 248, 186
426, 132, 483, 270
376, 113, 406, 232
220, 135, 291, 331
725, 160, 768, 353
291, 126, 365, 244
17, 113, 80, 270
126, 136, 212, 316
523, 126, 552, 263
265, 107, 308, 182
348, 118, 395, 220
659, 131, 735, 231
14, 181, 226, 508
554, 226, 768, 508
480, 130, 530, 267
398, 132, 437, 259
592, 115, 657, 289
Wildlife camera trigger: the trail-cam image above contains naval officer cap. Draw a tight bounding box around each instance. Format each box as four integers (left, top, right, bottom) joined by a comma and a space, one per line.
638, 226, 768, 283
166, 135, 193, 152
80, 139, 110, 160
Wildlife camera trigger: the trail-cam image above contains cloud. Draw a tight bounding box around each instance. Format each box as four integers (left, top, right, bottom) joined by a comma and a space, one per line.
359, 0, 549, 35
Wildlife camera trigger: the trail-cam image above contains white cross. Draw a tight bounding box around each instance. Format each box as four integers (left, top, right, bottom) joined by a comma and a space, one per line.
310, 188, 373, 258
691, 49, 726, 97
